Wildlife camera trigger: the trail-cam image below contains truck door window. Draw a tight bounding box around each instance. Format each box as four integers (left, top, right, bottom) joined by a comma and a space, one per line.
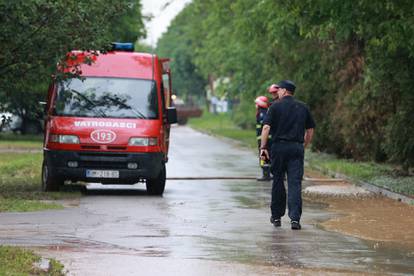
55, 77, 158, 119
162, 74, 171, 107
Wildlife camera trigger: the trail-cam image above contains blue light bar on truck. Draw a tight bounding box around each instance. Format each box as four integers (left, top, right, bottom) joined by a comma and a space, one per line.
111, 42, 134, 52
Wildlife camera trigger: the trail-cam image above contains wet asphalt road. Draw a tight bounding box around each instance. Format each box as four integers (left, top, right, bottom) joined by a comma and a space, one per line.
1, 126, 414, 275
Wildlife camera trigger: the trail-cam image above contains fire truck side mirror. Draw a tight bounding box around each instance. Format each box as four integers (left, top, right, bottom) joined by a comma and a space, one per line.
166, 107, 177, 124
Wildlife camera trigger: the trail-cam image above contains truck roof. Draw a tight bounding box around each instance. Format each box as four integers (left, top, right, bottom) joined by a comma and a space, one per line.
67, 51, 156, 79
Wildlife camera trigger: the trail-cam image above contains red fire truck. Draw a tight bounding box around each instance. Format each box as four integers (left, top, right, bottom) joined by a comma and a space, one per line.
42, 43, 177, 195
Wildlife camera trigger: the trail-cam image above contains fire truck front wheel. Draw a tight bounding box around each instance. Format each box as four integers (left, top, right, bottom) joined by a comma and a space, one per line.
146, 162, 166, 196
41, 161, 64, 192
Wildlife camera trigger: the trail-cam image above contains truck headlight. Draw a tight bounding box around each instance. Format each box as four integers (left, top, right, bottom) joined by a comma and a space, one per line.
128, 137, 158, 146
50, 134, 80, 144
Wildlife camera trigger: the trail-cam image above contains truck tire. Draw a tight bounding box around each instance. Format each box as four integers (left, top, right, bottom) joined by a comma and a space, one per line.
146, 163, 166, 196
41, 161, 63, 192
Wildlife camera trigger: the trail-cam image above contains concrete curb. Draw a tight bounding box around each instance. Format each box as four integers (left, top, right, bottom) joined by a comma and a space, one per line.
308, 164, 414, 205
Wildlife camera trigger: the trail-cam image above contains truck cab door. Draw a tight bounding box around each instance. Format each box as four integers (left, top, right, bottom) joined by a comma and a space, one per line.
160, 59, 176, 160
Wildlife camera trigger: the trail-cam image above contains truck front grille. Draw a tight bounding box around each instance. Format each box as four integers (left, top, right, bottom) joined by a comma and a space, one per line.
80, 145, 127, 151
78, 152, 128, 158
77, 152, 130, 169
107, 146, 127, 151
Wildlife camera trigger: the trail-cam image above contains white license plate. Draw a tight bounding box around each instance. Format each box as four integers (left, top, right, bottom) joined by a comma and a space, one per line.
86, 170, 119, 178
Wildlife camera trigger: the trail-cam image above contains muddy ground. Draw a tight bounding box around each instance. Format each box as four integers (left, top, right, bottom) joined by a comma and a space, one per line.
303, 169, 414, 249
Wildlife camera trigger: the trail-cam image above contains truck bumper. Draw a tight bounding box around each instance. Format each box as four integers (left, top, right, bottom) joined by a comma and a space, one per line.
44, 149, 164, 184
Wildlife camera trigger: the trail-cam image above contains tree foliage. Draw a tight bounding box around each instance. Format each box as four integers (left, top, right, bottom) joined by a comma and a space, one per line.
0, 0, 145, 132
156, 4, 207, 102
156, 0, 414, 169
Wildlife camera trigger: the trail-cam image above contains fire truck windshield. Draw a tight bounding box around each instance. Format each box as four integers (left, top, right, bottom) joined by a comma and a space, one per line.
55, 77, 158, 119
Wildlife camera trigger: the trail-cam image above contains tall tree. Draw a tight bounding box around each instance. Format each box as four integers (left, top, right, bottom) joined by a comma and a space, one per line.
0, 0, 146, 133
157, 0, 414, 169
156, 3, 207, 102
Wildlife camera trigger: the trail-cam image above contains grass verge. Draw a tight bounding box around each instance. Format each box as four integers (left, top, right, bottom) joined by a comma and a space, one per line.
0, 151, 81, 212
188, 112, 414, 196
0, 246, 64, 275
305, 151, 414, 196
0, 134, 76, 275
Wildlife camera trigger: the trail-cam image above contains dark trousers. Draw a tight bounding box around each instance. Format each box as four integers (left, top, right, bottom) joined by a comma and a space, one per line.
270, 142, 304, 221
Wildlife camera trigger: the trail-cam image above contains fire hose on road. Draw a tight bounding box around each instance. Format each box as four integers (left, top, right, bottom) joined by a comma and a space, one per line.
167, 176, 345, 182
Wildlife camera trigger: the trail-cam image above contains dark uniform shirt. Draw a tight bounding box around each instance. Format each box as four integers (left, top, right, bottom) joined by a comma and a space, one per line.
263, 96, 315, 143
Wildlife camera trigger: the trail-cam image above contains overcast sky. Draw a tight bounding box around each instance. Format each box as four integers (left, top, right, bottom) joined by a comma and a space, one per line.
140, 0, 191, 47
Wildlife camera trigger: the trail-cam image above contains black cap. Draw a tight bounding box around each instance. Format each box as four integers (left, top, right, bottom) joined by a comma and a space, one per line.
277, 80, 296, 93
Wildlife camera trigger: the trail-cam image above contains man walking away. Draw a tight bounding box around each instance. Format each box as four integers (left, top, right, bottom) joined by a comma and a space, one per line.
260, 80, 315, 230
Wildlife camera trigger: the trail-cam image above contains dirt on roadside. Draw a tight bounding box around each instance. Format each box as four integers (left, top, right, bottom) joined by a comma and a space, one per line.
318, 196, 414, 249
304, 170, 414, 249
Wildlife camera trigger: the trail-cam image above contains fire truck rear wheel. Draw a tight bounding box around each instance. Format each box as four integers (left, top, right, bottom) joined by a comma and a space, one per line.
146, 163, 166, 196
41, 161, 63, 192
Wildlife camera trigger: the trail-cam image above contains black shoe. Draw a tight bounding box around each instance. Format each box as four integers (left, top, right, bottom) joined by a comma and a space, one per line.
291, 221, 301, 230
257, 176, 272, 181
270, 217, 281, 227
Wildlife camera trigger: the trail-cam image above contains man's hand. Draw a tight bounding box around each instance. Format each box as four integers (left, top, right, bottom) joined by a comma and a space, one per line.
304, 128, 314, 149
260, 124, 271, 160
260, 149, 270, 161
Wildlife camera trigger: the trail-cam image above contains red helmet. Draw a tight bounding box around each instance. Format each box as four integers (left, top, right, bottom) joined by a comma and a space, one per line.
255, 96, 269, 108
268, 84, 279, 93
